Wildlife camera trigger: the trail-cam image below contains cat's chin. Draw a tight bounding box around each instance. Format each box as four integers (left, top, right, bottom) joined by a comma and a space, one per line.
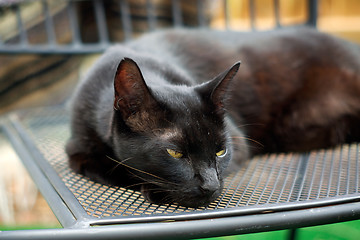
140, 184, 221, 208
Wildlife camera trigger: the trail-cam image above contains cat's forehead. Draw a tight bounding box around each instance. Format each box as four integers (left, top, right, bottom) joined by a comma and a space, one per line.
157, 127, 183, 141
151, 84, 225, 143
156, 114, 226, 147
153, 84, 202, 109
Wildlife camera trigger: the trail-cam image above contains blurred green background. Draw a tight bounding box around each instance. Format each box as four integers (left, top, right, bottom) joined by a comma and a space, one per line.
203, 219, 360, 240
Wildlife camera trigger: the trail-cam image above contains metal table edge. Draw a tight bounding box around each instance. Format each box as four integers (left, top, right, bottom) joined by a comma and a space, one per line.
1, 114, 91, 228
1, 201, 359, 240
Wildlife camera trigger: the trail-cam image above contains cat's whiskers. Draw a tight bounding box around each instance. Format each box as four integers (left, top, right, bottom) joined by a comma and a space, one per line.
127, 169, 180, 187
123, 182, 147, 189
230, 136, 264, 147
107, 156, 134, 174
123, 173, 194, 207
235, 123, 265, 128
123, 171, 179, 204
231, 141, 261, 151
152, 189, 177, 193
120, 157, 134, 164
106, 155, 168, 183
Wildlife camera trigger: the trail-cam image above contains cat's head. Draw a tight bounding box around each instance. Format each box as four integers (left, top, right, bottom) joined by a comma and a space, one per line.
110, 58, 240, 207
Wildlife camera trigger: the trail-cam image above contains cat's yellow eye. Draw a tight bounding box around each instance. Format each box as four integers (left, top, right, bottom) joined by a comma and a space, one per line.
167, 149, 183, 159
216, 149, 226, 157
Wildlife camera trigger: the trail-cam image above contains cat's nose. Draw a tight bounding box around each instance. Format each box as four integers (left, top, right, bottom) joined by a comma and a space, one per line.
199, 184, 219, 196
198, 168, 221, 196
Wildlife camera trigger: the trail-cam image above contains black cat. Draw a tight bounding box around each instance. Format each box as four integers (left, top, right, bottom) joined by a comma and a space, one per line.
66, 27, 360, 207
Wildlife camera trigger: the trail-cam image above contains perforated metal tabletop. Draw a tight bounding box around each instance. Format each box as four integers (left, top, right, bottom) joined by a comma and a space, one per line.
1, 106, 360, 239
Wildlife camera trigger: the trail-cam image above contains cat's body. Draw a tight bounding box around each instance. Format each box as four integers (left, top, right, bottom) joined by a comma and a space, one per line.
66, 27, 360, 207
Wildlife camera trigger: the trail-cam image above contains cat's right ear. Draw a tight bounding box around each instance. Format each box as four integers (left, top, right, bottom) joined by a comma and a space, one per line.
113, 58, 156, 120
196, 62, 240, 111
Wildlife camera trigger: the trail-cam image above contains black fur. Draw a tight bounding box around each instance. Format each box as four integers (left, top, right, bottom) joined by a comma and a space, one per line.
66, 27, 360, 207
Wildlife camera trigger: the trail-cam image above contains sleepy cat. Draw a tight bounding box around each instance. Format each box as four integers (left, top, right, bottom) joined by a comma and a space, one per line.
66, 27, 360, 207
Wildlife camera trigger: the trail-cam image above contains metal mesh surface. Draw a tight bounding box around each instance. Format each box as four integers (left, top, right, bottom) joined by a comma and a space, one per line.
13, 106, 360, 221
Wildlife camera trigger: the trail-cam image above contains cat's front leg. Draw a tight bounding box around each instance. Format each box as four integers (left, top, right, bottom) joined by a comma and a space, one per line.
65, 137, 127, 186
66, 138, 107, 183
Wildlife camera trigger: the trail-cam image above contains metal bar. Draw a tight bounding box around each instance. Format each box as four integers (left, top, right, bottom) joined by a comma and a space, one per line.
326, 148, 336, 197
67, 1, 81, 45
235, 158, 267, 207
8, 114, 91, 224
71, 193, 360, 225
2, 201, 360, 240
246, 155, 271, 205
286, 155, 305, 202
273, 0, 281, 28
249, 0, 256, 30
223, 0, 229, 29
336, 145, 344, 195
197, 0, 206, 27
42, 0, 57, 45
1, 120, 76, 228
14, 4, 28, 45
93, 0, 109, 44
255, 155, 281, 204
288, 228, 298, 240
146, 0, 156, 31
304, 150, 321, 200
289, 153, 310, 202
307, 0, 318, 27
267, 154, 288, 203
356, 144, 359, 192
119, 0, 133, 41
274, 154, 297, 203
315, 150, 328, 199
0, 44, 107, 54
171, 0, 183, 27
346, 145, 351, 195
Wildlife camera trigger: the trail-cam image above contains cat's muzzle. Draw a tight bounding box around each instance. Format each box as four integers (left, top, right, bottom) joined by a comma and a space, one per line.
140, 183, 222, 208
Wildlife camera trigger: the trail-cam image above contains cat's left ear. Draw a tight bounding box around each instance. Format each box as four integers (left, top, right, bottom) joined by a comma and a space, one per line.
113, 58, 157, 120
197, 61, 240, 110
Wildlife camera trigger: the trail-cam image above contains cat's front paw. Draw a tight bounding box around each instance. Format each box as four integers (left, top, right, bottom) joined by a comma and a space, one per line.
140, 184, 163, 204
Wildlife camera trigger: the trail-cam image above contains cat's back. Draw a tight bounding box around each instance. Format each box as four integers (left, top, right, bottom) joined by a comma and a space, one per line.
128, 27, 360, 82
72, 27, 360, 110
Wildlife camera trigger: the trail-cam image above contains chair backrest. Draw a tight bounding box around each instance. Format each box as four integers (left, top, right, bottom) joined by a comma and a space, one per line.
0, 0, 318, 54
